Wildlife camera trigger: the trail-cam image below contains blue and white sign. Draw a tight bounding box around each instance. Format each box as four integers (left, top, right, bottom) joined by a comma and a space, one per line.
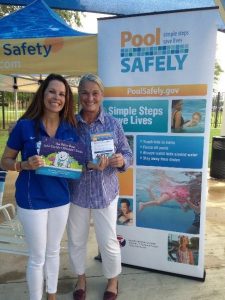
99, 8, 217, 279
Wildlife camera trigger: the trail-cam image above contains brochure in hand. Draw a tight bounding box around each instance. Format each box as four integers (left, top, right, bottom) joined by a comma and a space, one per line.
35, 137, 86, 179
91, 132, 115, 165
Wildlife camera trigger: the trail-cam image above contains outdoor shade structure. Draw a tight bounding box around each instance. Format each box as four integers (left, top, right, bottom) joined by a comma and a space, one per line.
0, 0, 98, 92
0, 0, 224, 30
215, 0, 225, 27
0, 74, 80, 93
0, 0, 98, 122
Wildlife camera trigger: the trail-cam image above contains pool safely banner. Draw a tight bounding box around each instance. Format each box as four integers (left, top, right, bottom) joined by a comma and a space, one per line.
98, 8, 217, 279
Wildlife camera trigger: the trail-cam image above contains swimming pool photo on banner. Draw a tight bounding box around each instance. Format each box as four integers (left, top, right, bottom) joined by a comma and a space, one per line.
136, 168, 202, 233
171, 99, 206, 133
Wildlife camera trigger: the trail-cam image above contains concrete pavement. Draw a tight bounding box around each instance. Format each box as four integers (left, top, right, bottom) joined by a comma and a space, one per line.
0, 172, 225, 300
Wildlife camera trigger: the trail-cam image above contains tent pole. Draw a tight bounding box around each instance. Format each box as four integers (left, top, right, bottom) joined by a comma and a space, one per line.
13, 77, 18, 120
14, 91, 18, 120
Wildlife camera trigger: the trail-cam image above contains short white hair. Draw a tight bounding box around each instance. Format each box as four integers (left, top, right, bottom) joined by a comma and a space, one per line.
78, 73, 104, 93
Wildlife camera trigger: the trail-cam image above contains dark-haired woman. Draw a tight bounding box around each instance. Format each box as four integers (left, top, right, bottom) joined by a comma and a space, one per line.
1, 74, 78, 300
171, 99, 184, 131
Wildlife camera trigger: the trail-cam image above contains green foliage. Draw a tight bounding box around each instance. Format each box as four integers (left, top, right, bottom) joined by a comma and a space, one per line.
0, 130, 8, 159
42, 152, 82, 170
0, 4, 83, 27
44, 153, 55, 166
54, 9, 83, 27
0, 5, 21, 17
70, 161, 82, 170
214, 61, 224, 83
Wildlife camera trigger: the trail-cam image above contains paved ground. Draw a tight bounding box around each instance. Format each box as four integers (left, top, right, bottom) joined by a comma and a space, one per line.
0, 172, 225, 300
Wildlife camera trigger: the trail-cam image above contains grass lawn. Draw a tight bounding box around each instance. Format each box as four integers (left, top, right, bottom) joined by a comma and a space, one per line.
0, 130, 9, 159
210, 127, 221, 140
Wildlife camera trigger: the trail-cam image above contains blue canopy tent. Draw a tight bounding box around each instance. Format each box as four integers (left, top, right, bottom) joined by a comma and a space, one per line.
0, 0, 97, 121
0, 0, 90, 39
0, 0, 97, 92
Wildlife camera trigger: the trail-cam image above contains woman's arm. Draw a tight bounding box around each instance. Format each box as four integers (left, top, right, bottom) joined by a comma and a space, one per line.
1, 146, 20, 171
183, 120, 192, 127
1, 146, 44, 171
174, 111, 182, 129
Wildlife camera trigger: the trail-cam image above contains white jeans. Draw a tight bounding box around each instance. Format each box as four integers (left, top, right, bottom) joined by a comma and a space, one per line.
67, 197, 121, 279
18, 204, 70, 300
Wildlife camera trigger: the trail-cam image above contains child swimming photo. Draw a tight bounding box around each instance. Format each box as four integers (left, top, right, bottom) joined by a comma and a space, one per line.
136, 169, 202, 233
171, 99, 206, 133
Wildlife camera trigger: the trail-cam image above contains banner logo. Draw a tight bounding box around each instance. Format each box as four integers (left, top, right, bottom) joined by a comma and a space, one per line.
3, 42, 52, 58
120, 28, 189, 73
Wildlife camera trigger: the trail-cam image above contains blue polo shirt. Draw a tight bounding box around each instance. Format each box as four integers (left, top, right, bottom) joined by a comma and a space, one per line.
7, 119, 79, 210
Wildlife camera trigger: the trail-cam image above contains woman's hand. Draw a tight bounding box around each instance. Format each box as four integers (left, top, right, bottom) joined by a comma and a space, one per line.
108, 153, 125, 168
87, 155, 109, 171
26, 155, 45, 170
86, 153, 125, 171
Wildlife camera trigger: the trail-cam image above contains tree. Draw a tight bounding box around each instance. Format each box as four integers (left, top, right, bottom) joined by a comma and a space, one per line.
0, 5, 83, 27
0, 4, 21, 17
214, 61, 224, 84
55, 9, 83, 27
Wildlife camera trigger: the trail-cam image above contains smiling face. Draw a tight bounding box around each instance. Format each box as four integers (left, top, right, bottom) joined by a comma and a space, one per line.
192, 113, 201, 125
180, 236, 189, 246
121, 202, 129, 214
43, 80, 66, 115
79, 80, 103, 116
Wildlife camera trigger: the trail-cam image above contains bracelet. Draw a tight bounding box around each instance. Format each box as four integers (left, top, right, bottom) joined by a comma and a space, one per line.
14, 161, 22, 172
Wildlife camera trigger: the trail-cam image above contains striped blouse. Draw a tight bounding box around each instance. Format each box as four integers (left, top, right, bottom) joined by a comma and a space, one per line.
69, 108, 133, 209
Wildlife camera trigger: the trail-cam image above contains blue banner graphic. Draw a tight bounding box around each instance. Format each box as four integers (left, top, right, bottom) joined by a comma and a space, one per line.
104, 100, 168, 132
136, 135, 204, 168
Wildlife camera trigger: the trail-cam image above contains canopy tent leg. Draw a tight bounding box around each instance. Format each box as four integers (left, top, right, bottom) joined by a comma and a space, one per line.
13, 77, 18, 120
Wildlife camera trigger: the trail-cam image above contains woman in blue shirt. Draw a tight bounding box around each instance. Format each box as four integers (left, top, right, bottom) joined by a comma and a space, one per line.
1, 74, 78, 300
67, 74, 133, 300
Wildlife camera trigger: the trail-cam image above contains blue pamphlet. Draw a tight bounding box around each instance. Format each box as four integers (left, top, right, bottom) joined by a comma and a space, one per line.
91, 132, 115, 164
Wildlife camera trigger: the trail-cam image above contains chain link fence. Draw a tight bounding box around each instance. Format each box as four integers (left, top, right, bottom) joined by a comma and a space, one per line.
0, 91, 32, 130
0, 91, 79, 130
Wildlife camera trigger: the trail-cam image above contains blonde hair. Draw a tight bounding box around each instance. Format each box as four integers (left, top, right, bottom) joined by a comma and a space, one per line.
78, 73, 104, 93
179, 235, 189, 245
192, 112, 201, 120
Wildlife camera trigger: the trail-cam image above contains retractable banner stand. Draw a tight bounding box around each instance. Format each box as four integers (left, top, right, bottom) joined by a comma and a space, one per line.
98, 8, 218, 279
